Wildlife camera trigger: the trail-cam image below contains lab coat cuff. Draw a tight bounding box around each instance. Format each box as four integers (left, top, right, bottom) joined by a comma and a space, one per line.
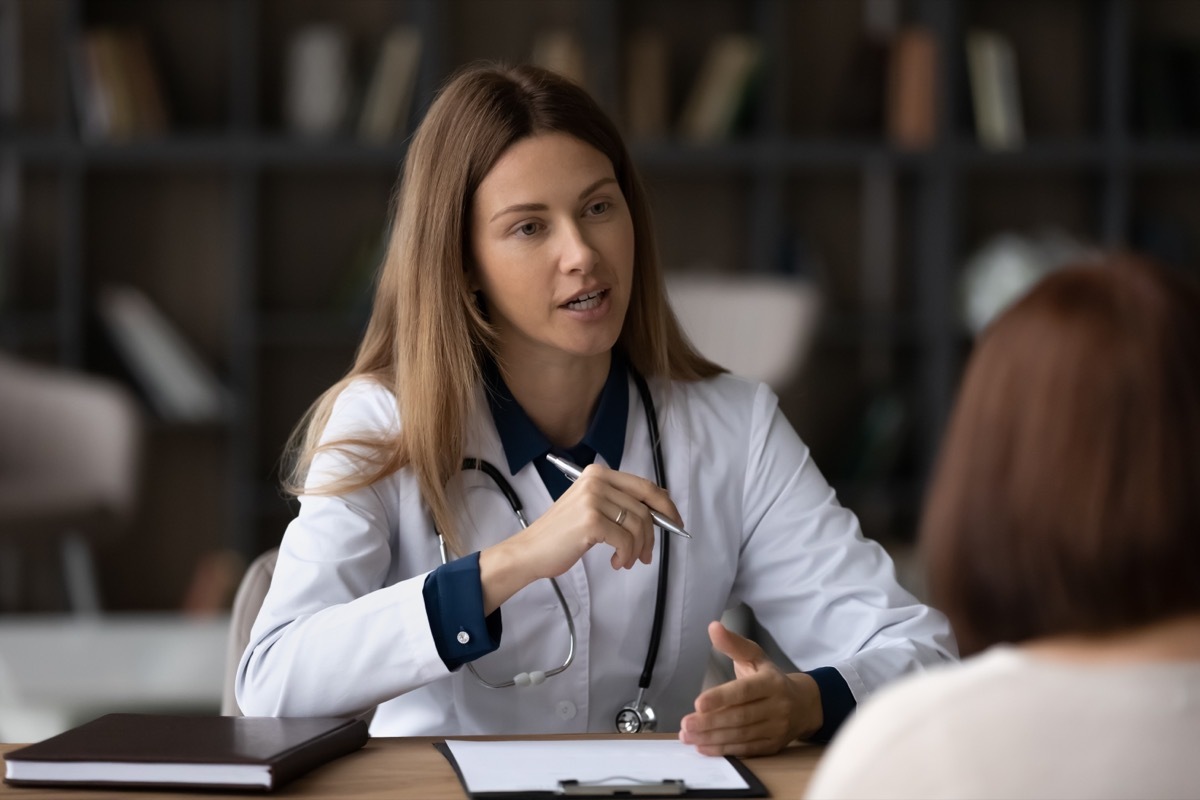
422, 551, 503, 670
804, 666, 857, 743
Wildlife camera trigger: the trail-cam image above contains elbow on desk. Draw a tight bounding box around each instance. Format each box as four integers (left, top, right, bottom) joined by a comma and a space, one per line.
235, 643, 383, 721
235, 643, 339, 718
234, 645, 290, 717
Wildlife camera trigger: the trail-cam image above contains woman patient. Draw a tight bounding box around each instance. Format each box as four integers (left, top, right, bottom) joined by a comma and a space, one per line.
807, 253, 1200, 799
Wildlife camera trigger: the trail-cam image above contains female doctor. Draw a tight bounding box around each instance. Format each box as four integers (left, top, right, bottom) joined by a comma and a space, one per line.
236, 63, 956, 756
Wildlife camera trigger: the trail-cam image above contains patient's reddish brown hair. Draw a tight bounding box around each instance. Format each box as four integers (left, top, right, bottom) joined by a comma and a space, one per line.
921, 254, 1200, 656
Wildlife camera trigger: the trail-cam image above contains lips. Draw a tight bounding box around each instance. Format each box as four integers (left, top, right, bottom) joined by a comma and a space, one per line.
562, 289, 607, 311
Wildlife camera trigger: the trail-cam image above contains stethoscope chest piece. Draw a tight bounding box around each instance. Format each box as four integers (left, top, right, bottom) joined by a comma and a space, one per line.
615, 689, 657, 734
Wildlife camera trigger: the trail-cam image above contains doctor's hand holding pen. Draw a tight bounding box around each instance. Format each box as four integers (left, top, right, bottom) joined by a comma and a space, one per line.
478, 462, 684, 614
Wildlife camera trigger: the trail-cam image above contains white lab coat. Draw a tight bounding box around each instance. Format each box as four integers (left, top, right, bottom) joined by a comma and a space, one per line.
236, 373, 956, 735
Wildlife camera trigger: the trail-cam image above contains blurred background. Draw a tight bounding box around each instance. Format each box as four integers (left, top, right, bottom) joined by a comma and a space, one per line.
1, 0, 1198, 740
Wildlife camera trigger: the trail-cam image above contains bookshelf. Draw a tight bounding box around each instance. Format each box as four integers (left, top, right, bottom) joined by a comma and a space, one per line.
2, 0, 1198, 609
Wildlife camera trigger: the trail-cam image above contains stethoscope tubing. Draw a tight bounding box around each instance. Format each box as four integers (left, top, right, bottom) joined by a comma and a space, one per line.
631, 370, 669, 692
451, 458, 578, 690
436, 368, 669, 698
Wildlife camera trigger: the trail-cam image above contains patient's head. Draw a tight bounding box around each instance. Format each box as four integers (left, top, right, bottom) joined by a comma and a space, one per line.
921, 253, 1200, 656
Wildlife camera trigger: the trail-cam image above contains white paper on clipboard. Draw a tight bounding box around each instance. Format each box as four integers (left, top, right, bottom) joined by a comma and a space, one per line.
443, 738, 751, 795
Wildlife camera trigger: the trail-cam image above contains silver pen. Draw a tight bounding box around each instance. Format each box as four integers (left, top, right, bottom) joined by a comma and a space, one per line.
544, 453, 692, 539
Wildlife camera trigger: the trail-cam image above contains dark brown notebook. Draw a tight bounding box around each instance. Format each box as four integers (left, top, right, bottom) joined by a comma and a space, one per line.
3, 713, 369, 791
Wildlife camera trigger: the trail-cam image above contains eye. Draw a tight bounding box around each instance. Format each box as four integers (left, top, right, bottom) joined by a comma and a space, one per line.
514, 221, 543, 238
585, 201, 611, 216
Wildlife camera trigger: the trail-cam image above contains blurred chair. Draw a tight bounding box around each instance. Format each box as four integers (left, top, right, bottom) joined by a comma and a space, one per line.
222, 547, 376, 725
666, 273, 823, 685
0, 353, 143, 613
222, 547, 277, 716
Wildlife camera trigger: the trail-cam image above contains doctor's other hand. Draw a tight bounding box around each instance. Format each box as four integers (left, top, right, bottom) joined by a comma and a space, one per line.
679, 621, 822, 757
478, 463, 682, 611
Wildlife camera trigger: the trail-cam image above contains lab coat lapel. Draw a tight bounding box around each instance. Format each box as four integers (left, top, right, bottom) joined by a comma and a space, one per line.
655, 378, 692, 548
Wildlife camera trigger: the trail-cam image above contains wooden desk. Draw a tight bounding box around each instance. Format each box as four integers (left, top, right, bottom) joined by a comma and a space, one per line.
2, 735, 824, 799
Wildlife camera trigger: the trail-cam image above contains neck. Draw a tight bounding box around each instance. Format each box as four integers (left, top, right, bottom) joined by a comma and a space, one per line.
496, 349, 612, 448
1020, 612, 1200, 664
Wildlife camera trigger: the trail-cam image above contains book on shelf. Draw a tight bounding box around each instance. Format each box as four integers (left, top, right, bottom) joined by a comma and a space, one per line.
0, 152, 16, 313
71, 33, 110, 139
357, 26, 422, 143
71, 27, 170, 141
284, 24, 352, 138
531, 29, 586, 88
677, 33, 763, 143
833, 0, 898, 138
117, 28, 170, 134
3, 713, 369, 791
96, 285, 231, 424
886, 26, 937, 150
624, 28, 670, 141
966, 29, 1024, 150
0, 0, 19, 125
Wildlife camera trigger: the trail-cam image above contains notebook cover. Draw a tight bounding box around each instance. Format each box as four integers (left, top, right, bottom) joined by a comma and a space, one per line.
4, 713, 369, 791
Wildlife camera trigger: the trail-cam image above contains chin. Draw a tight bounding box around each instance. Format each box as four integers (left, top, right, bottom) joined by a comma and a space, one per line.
560, 331, 623, 359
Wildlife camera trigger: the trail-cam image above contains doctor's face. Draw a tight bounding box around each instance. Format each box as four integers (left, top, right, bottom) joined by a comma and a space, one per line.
468, 132, 635, 367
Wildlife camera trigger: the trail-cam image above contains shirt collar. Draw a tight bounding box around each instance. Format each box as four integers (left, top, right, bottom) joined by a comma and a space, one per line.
484, 352, 629, 476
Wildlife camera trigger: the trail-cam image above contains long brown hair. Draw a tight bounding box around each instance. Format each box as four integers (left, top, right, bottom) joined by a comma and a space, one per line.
921, 254, 1200, 656
284, 63, 722, 552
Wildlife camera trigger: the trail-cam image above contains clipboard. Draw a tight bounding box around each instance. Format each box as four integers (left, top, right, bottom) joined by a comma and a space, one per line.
434, 740, 769, 799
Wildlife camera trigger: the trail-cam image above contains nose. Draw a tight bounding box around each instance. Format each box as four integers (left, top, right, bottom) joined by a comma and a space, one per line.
557, 221, 598, 274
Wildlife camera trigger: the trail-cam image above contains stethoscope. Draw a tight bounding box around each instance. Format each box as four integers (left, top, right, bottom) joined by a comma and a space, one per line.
436, 370, 670, 734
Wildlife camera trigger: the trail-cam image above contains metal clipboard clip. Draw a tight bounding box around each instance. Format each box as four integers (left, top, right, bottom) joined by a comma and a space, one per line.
558, 777, 685, 796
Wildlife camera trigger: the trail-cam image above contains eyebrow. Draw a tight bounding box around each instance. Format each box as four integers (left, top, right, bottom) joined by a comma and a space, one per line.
488, 177, 618, 223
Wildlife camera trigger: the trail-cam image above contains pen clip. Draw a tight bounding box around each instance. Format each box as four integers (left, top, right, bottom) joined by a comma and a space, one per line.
557, 777, 684, 796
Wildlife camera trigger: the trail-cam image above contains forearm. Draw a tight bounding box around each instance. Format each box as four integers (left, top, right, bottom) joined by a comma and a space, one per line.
236, 575, 448, 717
832, 635, 958, 701
785, 672, 824, 741
477, 538, 537, 615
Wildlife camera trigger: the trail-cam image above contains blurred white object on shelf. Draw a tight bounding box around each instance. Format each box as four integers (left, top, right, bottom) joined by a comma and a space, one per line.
959, 229, 1097, 335
666, 273, 821, 392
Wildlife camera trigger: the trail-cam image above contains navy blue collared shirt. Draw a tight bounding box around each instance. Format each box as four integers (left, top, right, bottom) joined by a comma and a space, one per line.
420, 353, 855, 740
484, 352, 629, 500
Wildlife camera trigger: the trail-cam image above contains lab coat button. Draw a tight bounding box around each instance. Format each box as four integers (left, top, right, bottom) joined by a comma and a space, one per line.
456, 631, 470, 645
556, 701, 577, 720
